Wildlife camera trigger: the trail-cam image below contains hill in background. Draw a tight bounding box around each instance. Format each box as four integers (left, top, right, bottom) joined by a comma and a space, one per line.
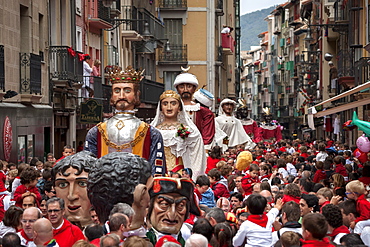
240, 6, 275, 51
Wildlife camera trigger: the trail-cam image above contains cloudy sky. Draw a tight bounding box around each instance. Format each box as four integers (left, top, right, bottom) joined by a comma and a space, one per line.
240, 0, 279, 15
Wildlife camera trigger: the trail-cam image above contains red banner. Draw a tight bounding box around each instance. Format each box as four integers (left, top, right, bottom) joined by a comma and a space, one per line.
3, 116, 12, 161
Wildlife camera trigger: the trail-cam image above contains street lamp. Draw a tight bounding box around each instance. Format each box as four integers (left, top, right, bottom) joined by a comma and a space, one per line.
102, 0, 115, 8
324, 53, 333, 61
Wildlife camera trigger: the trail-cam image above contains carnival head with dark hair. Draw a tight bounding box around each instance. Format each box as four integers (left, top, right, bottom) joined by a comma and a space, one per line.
147, 177, 201, 245
51, 150, 97, 227
88, 152, 152, 225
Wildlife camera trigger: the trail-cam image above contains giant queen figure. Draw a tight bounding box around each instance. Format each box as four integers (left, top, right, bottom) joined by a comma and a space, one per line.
84, 66, 165, 176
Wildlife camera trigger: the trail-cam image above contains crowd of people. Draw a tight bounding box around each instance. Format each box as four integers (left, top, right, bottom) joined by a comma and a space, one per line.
0, 137, 368, 247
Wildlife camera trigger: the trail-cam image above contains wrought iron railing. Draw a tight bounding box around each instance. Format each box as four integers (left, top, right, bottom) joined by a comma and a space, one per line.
49, 46, 83, 83
140, 78, 165, 104
158, 44, 187, 62
119, 6, 144, 33
0, 45, 4, 92
19, 53, 42, 94
337, 49, 354, 77
216, 0, 223, 10
101, 84, 113, 113
334, 0, 349, 22
158, 0, 187, 8
140, 8, 165, 41
97, 0, 111, 23
80, 76, 103, 99
354, 57, 370, 86
117, 6, 165, 40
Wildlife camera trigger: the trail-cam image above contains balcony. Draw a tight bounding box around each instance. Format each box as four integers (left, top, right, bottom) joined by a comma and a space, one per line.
120, 6, 144, 41
221, 33, 234, 55
354, 57, 370, 87
334, 0, 349, 23
140, 78, 165, 105
337, 49, 354, 87
158, 0, 187, 9
19, 53, 42, 102
216, 0, 224, 16
158, 44, 187, 64
49, 46, 83, 87
87, 0, 113, 33
0, 45, 4, 92
139, 8, 165, 41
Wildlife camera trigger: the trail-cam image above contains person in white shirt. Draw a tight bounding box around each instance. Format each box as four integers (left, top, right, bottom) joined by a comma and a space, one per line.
271, 201, 302, 245
233, 194, 283, 247
316, 143, 328, 162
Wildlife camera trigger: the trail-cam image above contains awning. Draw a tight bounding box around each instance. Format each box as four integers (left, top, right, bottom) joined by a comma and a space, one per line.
315, 97, 370, 117
313, 80, 370, 107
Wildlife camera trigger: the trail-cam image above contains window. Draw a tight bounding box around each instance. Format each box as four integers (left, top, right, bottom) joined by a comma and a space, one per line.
164, 19, 182, 45
76, 26, 83, 52
164, 71, 180, 90
18, 135, 34, 164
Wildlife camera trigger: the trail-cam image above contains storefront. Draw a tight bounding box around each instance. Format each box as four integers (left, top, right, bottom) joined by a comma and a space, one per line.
0, 103, 52, 164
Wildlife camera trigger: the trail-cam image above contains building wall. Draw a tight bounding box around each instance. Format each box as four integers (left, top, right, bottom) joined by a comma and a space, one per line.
0, 0, 52, 163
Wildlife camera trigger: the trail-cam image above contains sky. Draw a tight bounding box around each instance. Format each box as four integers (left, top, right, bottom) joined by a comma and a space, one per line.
240, 0, 279, 15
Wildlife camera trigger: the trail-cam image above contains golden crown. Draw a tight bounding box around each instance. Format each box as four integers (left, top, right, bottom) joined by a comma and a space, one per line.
238, 99, 248, 109
262, 107, 271, 115
159, 90, 181, 102
107, 65, 145, 84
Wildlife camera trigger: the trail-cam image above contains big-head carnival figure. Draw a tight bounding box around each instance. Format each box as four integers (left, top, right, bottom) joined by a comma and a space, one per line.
173, 67, 215, 148
84, 66, 165, 176
255, 107, 282, 143
236, 99, 259, 140
151, 90, 206, 178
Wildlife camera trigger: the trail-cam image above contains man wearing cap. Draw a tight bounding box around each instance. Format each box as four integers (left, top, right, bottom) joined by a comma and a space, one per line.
215, 99, 255, 149
84, 65, 165, 176
147, 177, 201, 246
173, 67, 215, 147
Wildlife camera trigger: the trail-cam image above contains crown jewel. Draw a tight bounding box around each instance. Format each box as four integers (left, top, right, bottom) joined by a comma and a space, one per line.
159, 90, 181, 101
107, 65, 145, 84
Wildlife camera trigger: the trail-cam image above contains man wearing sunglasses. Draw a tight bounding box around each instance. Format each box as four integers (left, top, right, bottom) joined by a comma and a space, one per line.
17, 207, 41, 247
46, 197, 84, 247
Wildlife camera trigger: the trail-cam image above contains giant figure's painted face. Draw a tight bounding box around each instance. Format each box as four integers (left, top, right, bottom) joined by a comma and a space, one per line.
222, 102, 235, 116
176, 83, 196, 100
150, 193, 187, 234
110, 82, 139, 110
55, 167, 91, 227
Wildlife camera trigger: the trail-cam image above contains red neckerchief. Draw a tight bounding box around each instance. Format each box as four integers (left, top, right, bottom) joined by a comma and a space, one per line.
20, 229, 33, 245
184, 214, 196, 225
300, 238, 333, 246
247, 213, 268, 227
328, 225, 350, 238
282, 195, 300, 204
321, 201, 330, 208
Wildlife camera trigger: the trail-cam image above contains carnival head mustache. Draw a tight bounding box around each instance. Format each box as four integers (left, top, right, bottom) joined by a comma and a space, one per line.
110, 95, 141, 109
181, 92, 192, 99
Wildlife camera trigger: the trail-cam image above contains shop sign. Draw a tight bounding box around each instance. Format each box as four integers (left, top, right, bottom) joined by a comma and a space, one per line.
3, 116, 12, 161
79, 99, 103, 124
